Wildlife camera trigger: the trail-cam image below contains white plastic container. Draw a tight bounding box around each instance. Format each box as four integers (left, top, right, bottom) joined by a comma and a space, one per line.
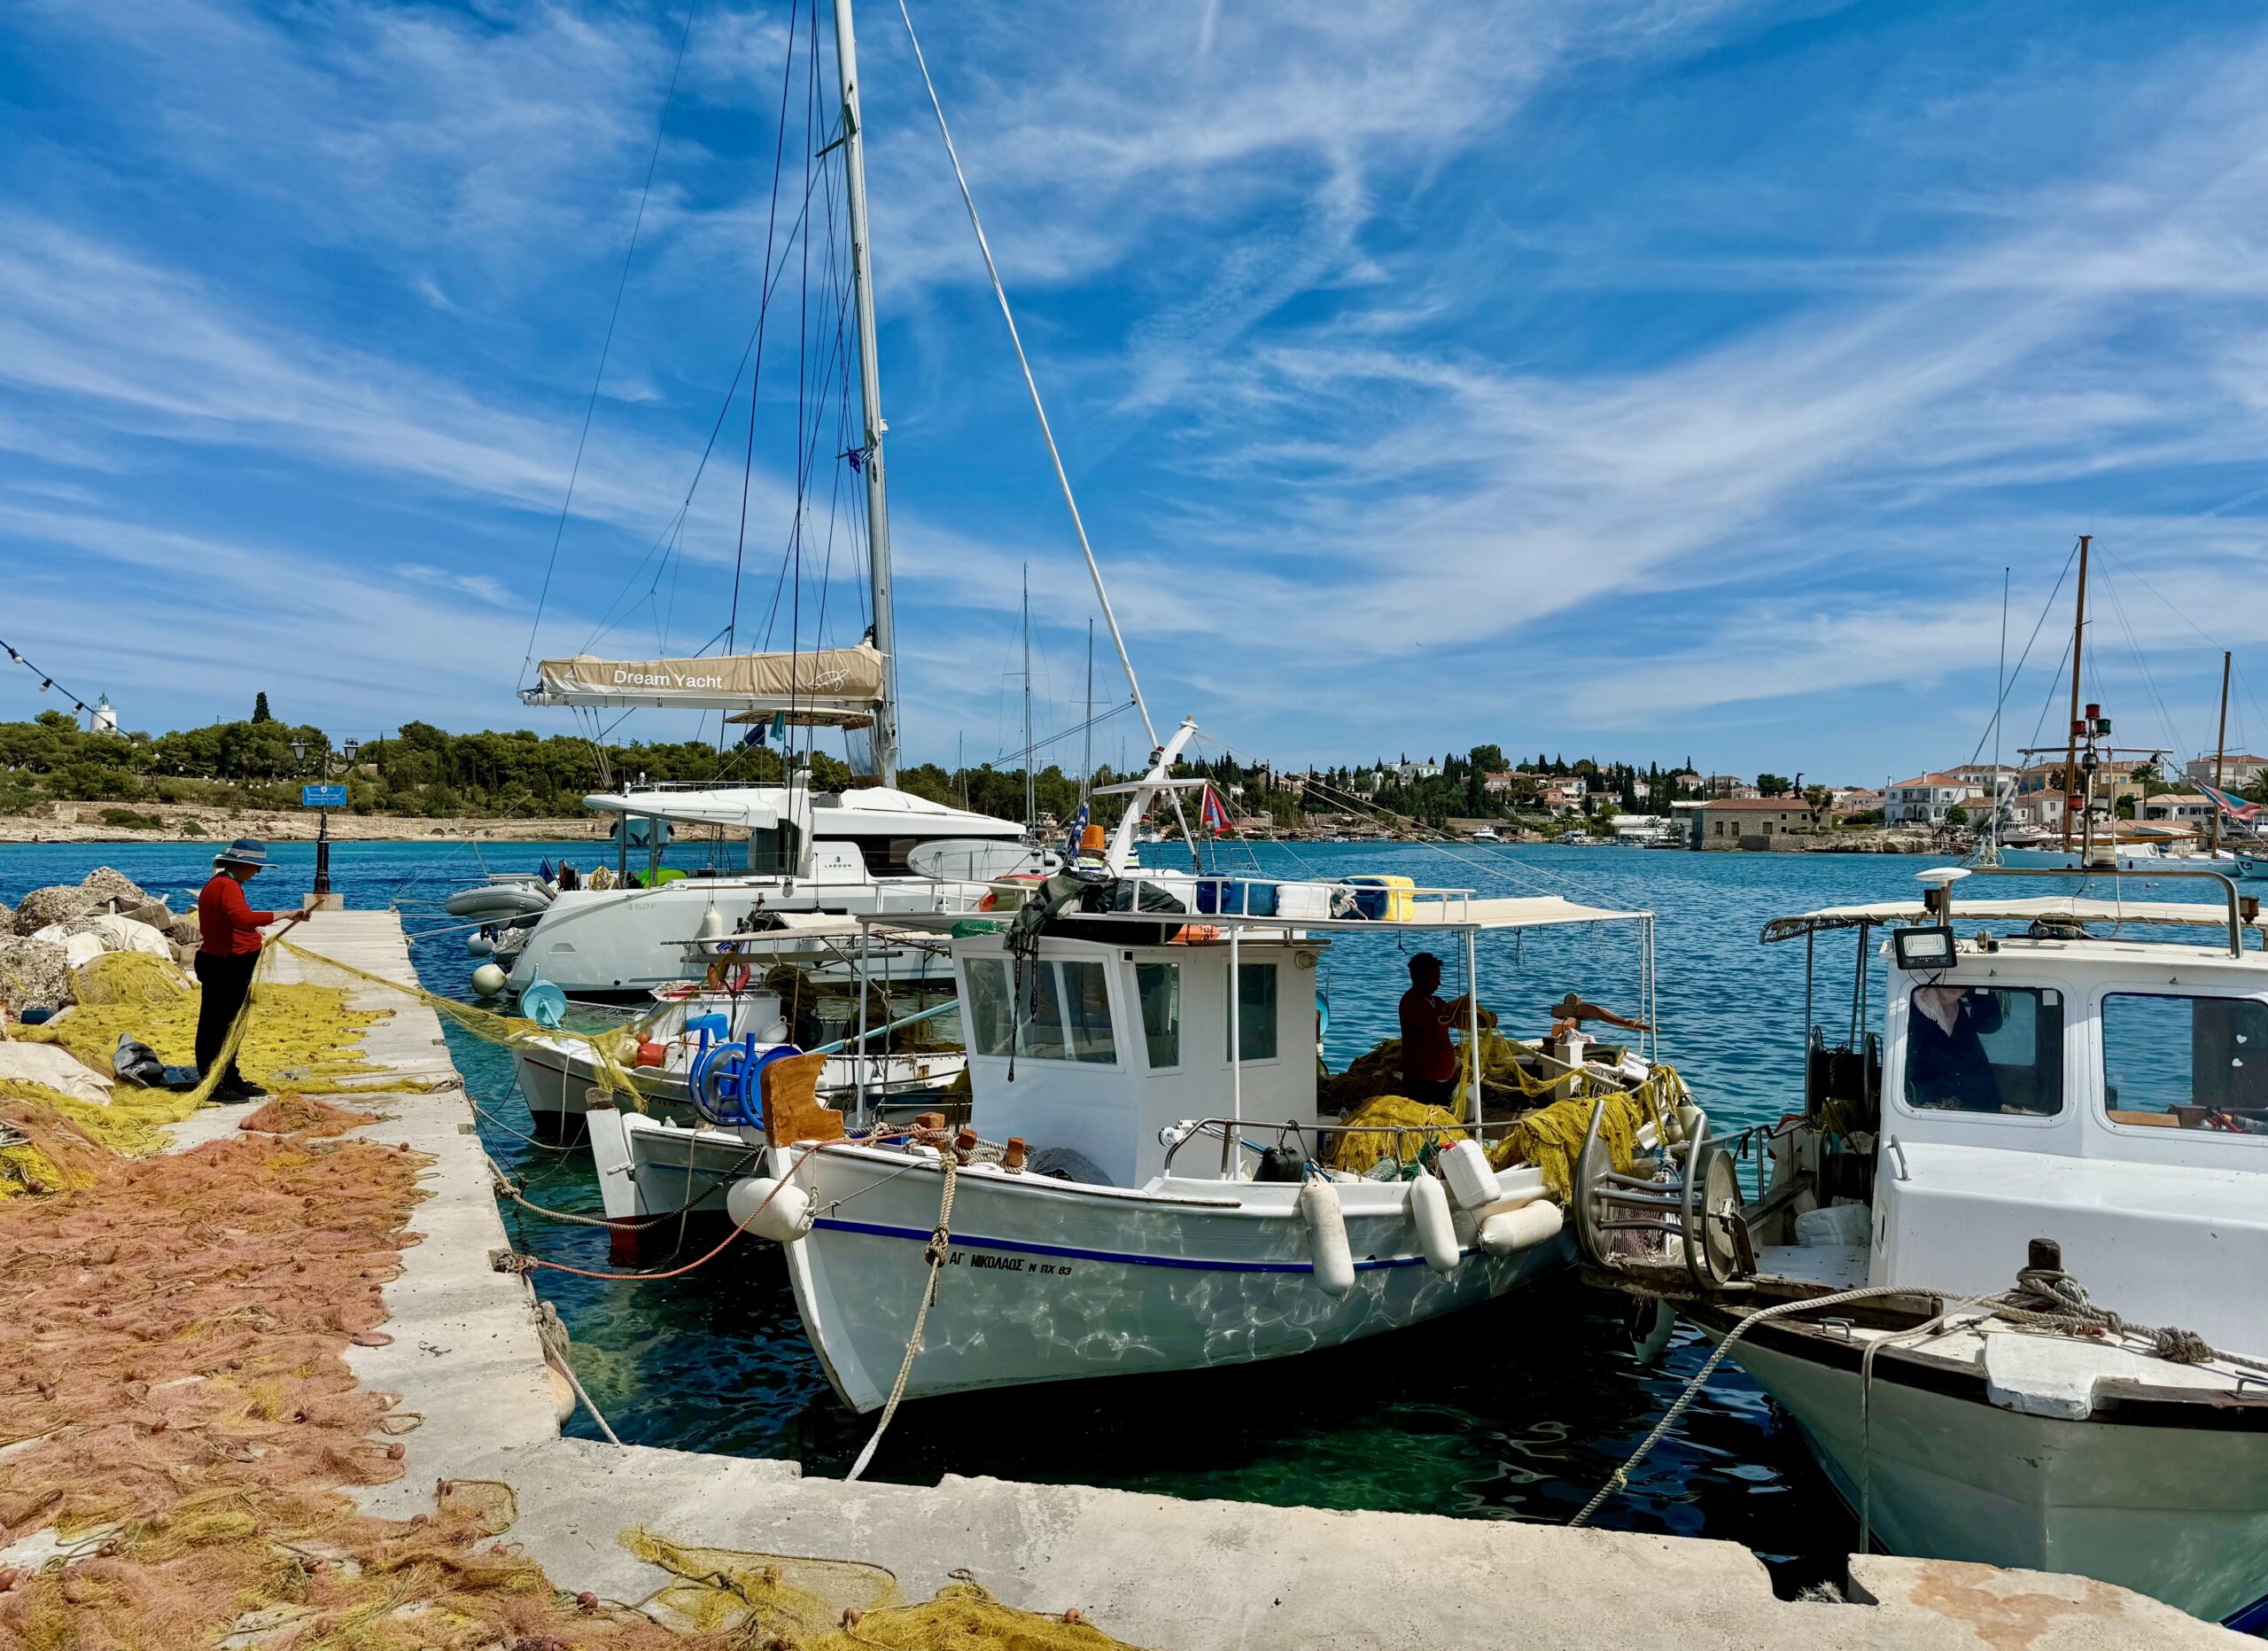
1274, 882, 1335, 920
1440, 1139, 1499, 1211
1794, 1200, 1871, 1248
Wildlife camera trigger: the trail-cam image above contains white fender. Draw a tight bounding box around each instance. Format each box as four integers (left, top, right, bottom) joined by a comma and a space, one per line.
725, 1174, 812, 1243
1407, 1174, 1459, 1273
1439, 1139, 1499, 1212
1480, 1198, 1564, 1257
1298, 1177, 1355, 1297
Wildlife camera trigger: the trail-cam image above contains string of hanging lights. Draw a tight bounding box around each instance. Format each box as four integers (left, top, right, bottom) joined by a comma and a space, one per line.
0, 635, 97, 720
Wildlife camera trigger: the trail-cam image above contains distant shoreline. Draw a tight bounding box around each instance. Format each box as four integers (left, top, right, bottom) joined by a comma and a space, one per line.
0, 800, 610, 846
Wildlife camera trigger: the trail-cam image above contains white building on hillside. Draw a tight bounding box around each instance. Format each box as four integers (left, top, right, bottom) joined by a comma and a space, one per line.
1886, 773, 1985, 825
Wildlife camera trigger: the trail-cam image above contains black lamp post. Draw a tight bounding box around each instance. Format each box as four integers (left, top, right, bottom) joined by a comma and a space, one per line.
292, 736, 335, 901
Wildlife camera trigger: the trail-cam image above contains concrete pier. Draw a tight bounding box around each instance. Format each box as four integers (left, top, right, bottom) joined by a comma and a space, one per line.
162, 913, 2247, 1647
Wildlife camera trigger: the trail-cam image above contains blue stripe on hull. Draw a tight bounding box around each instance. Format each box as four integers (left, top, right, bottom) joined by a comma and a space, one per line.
812, 1215, 1456, 1274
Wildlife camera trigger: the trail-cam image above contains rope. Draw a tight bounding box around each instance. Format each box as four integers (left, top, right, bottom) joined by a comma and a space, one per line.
845, 1151, 958, 1482
536, 1301, 622, 1447
499, 1143, 822, 1283
1574, 1262, 2268, 1529
1569, 1283, 1941, 1528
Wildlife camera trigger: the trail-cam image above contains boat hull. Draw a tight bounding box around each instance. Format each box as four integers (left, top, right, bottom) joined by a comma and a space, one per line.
781, 1149, 1573, 1413
1726, 1327, 2268, 1625
519, 1041, 966, 1146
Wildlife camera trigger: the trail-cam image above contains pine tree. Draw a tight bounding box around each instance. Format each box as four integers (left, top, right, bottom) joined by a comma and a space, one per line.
252, 692, 273, 724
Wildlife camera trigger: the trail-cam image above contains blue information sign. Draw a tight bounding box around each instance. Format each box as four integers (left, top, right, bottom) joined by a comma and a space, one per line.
301, 783, 347, 808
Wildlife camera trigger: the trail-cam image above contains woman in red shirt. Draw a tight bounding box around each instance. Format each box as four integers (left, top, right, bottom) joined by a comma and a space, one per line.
194, 838, 307, 1102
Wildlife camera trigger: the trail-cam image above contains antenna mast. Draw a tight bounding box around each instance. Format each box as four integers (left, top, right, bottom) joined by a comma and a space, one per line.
1021, 565, 1036, 829
2060, 534, 2090, 850
2211, 650, 2232, 859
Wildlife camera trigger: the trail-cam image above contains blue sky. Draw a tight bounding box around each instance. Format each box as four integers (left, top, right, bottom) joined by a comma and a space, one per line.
6, 0, 2268, 784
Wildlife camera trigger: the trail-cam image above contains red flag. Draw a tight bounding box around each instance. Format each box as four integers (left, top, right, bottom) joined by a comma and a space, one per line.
1201, 784, 1231, 834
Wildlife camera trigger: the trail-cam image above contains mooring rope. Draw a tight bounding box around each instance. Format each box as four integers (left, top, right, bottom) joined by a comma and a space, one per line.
845, 1151, 959, 1482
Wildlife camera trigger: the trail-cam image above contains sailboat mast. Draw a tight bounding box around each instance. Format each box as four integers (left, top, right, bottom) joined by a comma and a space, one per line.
2211, 650, 2232, 858
1021, 565, 1036, 829
1080, 618, 1094, 809
831, 0, 897, 785
2061, 533, 2090, 850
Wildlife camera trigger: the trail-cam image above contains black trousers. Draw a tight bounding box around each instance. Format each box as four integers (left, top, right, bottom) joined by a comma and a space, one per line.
1405, 1075, 1456, 1107
194, 950, 258, 1088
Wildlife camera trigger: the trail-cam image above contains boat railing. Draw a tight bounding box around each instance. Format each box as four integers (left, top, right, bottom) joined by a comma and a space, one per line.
1160, 1114, 1523, 1177
1110, 869, 1481, 925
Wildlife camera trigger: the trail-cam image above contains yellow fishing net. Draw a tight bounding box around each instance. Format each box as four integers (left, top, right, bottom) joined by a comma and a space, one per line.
1325, 1096, 1466, 1175
625, 1530, 1137, 1648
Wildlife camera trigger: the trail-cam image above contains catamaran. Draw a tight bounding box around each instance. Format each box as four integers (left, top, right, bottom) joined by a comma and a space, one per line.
1576, 863, 2268, 1631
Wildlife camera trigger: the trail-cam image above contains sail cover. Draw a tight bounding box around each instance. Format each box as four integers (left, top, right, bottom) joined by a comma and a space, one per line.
524, 643, 887, 711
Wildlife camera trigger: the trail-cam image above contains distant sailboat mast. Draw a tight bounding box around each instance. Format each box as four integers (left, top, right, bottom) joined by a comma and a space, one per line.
831, 0, 898, 784
1021, 565, 1036, 829
2060, 534, 2091, 850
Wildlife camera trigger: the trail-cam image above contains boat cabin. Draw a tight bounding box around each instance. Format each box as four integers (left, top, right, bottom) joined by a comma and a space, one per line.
952, 928, 1324, 1187
1767, 871, 2268, 1352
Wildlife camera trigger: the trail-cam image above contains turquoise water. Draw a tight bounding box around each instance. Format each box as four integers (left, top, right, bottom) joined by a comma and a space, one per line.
8, 833, 2141, 1592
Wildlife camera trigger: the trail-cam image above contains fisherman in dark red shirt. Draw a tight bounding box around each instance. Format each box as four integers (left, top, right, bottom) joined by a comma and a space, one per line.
1397, 953, 1475, 1107
195, 838, 307, 1102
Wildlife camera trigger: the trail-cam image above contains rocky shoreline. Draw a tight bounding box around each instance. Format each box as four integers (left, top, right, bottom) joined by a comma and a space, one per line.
0, 799, 610, 845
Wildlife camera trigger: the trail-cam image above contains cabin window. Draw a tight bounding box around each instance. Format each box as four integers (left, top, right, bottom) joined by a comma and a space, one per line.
1136, 962, 1181, 1069
2101, 993, 2268, 1134
960, 956, 1116, 1065
1227, 962, 1279, 1062
1903, 985, 2062, 1116
964, 958, 1017, 1057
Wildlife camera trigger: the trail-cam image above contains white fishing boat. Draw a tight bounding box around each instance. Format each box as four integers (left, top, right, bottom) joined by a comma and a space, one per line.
1578, 864, 2268, 1631
510, 918, 966, 1142
587, 723, 1690, 1407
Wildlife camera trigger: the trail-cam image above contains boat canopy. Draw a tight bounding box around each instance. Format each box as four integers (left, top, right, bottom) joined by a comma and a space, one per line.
524, 642, 887, 713
581, 783, 1020, 839
874, 889, 1646, 936
1762, 894, 2268, 944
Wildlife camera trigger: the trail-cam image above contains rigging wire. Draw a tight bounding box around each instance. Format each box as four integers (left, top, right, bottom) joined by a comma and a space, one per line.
519, 2, 702, 688
726, 0, 805, 666
1961, 539, 2078, 770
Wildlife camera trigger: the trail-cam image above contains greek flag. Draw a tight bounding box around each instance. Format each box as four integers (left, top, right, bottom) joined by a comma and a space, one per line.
1065, 800, 1090, 860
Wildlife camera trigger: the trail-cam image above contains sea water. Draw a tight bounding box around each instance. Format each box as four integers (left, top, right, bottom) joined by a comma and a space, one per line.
1, 834, 2001, 1592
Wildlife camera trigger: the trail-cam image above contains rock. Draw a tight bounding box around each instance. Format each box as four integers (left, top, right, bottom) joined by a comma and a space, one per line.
0, 902, 10, 934
78, 868, 150, 909
0, 937, 74, 1014
13, 885, 97, 937
168, 911, 202, 945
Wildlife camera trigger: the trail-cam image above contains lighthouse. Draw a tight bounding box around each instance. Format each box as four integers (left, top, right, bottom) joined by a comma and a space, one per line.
90, 694, 120, 736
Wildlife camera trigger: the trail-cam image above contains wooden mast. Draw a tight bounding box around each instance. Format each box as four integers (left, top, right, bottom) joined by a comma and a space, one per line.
2210, 650, 2232, 859
2061, 534, 2091, 850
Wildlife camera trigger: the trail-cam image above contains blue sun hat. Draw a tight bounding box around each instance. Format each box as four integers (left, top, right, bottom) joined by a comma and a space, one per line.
214, 837, 269, 870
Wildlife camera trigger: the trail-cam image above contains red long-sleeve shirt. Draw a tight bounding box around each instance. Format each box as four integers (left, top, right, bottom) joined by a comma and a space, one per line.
198, 873, 279, 958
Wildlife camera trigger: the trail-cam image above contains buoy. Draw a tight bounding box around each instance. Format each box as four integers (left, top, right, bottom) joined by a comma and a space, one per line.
1407, 1173, 1458, 1272
470, 962, 507, 998
1298, 1177, 1355, 1297
466, 930, 495, 957
1479, 1199, 1564, 1257
545, 1363, 577, 1425
1439, 1139, 1499, 1212
697, 902, 727, 940
725, 1174, 812, 1243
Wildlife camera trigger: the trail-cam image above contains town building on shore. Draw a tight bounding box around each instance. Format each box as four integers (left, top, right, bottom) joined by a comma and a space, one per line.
1694, 795, 1821, 849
